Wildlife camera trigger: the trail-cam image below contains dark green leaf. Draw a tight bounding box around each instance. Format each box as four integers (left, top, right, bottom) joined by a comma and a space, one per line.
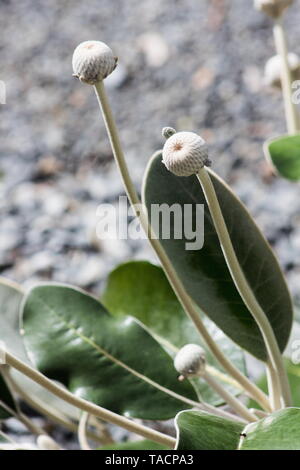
22, 284, 198, 420
175, 410, 243, 450
102, 260, 245, 405
142, 152, 293, 360
239, 408, 300, 450
264, 134, 300, 181
99, 440, 168, 450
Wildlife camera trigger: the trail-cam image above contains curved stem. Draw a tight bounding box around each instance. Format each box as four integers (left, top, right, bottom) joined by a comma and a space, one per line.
93, 81, 271, 413
197, 168, 291, 408
203, 372, 258, 422
4, 351, 175, 448
78, 412, 91, 450
273, 17, 299, 134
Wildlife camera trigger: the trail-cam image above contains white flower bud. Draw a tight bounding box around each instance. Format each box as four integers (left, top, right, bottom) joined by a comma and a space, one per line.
174, 344, 206, 378
162, 131, 210, 177
264, 53, 300, 87
254, 0, 294, 18
72, 41, 118, 85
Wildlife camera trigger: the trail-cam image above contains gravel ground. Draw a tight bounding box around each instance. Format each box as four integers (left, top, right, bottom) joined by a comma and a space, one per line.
1, 0, 300, 296
1, 0, 300, 447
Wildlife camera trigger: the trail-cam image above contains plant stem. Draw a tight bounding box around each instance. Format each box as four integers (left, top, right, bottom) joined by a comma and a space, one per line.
0, 396, 44, 436
203, 372, 258, 422
78, 412, 91, 450
196, 168, 291, 408
4, 351, 175, 448
266, 360, 282, 410
273, 17, 299, 134
93, 81, 271, 413
4, 352, 245, 425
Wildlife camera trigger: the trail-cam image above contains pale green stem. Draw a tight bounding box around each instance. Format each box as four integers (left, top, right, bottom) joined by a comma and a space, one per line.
266, 360, 282, 410
273, 17, 299, 134
93, 80, 271, 413
197, 168, 291, 408
4, 351, 175, 448
203, 372, 258, 422
78, 412, 91, 450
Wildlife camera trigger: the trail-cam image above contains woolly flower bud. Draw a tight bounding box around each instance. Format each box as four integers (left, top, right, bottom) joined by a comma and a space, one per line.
72, 41, 118, 85
162, 131, 210, 177
264, 53, 300, 87
174, 344, 206, 378
254, 0, 294, 18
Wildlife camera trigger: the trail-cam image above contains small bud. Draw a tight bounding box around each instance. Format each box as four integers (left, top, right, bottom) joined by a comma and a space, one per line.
162, 131, 210, 177
264, 53, 300, 87
254, 0, 294, 18
162, 127, 177, 139
72, 41, 118, 85
174, 344, 206, 378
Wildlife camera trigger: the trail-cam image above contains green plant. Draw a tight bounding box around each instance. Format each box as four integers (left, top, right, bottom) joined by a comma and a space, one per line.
1, 0, 300, 451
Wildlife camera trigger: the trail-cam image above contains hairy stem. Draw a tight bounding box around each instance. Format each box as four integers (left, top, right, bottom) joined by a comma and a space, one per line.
93, 80, 271, 413
273, 17, 299, 134
197, 168, 291, 408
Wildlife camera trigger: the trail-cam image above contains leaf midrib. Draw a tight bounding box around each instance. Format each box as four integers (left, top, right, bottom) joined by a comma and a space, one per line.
28, 295, 200, 409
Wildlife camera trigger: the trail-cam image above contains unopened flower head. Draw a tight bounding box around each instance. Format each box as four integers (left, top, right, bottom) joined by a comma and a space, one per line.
162, 130, 210, 177
264, 53, 300, 87
254, 0, 294, 18
174, 344, 206, 378
72, 41, 118, 85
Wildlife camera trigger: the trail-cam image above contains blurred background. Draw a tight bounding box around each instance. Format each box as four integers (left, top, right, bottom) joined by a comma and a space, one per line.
0, 0, 300, 301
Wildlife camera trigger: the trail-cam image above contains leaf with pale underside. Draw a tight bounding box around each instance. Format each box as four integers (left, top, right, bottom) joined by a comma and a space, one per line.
239, 408, 300, 450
